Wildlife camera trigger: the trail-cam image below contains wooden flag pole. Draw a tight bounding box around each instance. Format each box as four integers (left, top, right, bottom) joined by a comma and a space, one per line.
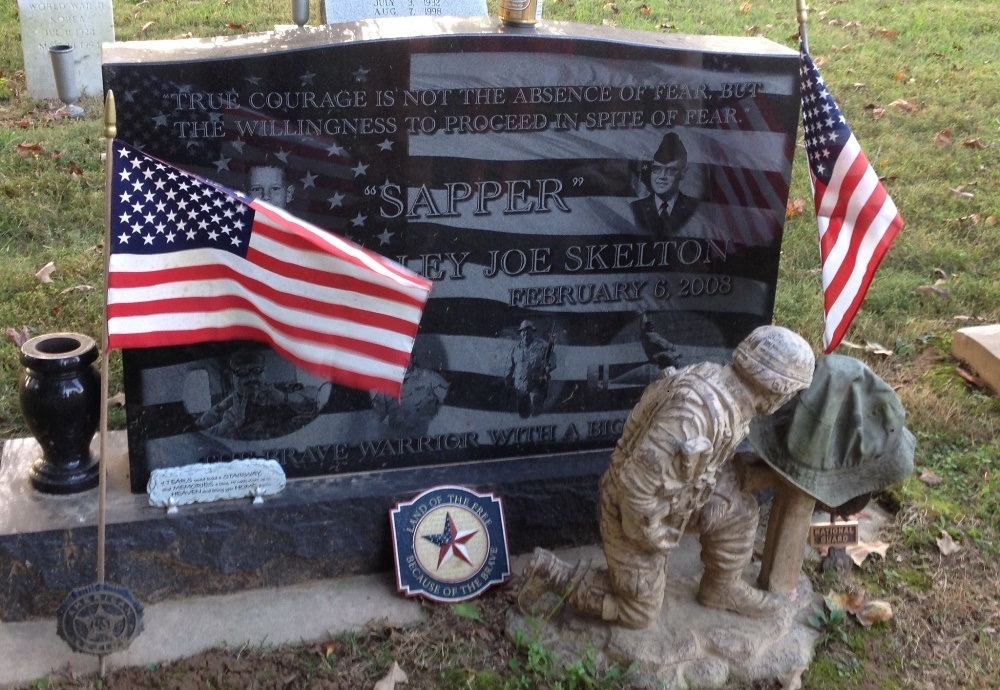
98, 90, 116, 587
96, 89, 117, 678
797, 0, 810, 50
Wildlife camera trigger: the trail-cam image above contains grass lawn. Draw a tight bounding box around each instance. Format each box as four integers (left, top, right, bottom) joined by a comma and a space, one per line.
1, 0, 998, 687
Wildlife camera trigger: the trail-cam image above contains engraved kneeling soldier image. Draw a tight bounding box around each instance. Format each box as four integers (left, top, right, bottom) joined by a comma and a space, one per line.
519, 325, 815, 629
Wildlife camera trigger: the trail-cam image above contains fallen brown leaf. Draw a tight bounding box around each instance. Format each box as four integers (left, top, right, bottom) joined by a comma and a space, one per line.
915, 285, 950, 299
947, 186, 974, 199
890, 98, 915, 113
373, 661, 408, 690
226, 22, 246, 29
141, 20, 154, 32
919, 468, 943, 485
870, 107, 886, 120
740, 1, 752, 11
875, 28, 899, 39
846, 540, 889, 566
962, 137, 986, 150
844, 20, 861, 29
174, 31, 194, 39
956, 366, 986, 389
934, 129, 953, 147
5, 326, 32, 347
35, 261, 56, 283
58, 284, 94, 295
108, 392, 126, 407
855, 600, 893, 627
60, 161, 84, 176
936, 530, 961, 556
16, 142, 44, 158
785, 198, 807, 218
638, 4, 651, 14
827, 589, 894, 627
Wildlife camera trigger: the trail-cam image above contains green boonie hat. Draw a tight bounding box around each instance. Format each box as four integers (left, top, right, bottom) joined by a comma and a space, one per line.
749, 354, 915, 507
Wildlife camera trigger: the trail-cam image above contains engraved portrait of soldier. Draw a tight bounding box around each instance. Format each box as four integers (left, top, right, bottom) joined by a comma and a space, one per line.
505, 320, 557, 419
197, 348, 320, 440
370, 353, 449, 438
630, 132, 700, 236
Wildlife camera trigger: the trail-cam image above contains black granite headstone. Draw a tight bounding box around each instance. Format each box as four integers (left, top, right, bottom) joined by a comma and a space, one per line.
103, 18, 800, 493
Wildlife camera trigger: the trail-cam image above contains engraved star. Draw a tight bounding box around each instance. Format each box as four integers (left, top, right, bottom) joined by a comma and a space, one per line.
301, 171, 318, 188
377, 138, 394, 151
231, 138, 246, 154
326, 142, 346, 157
246, 75, 262, 86
354, 66, 370, 82
351, 212, 367, 227
352, 161, 369, 177
275, 149, 290, 164
377, 228, 393, 245
152, 113, 169, 127
327, 191, 346, 209
300, 70, 316, 86
422, 513, 477, 569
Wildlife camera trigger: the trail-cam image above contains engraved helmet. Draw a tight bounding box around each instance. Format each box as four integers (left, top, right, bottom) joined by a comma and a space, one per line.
731, 325, 815, 399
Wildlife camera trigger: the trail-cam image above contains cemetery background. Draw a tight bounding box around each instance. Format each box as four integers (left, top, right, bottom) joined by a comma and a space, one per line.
0, 0, 997, 687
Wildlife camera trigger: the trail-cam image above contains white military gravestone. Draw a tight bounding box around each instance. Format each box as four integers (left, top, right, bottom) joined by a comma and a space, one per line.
17, 0, 114, 99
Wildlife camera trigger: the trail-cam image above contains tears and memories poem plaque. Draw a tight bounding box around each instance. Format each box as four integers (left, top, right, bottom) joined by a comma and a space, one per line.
103, 18, 800, 492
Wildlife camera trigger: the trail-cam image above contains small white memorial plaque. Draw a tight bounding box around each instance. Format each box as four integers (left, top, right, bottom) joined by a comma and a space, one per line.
17, 0, 115, 99
323, 0, 486, 25
147, 459, 286, 508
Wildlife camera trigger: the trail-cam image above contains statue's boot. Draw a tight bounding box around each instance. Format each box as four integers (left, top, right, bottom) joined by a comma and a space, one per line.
518, 548, 613, 621
517, 548, 573, 617
696, 510, 787, 619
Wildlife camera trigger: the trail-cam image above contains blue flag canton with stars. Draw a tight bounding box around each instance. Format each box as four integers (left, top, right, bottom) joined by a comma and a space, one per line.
111, 141, 256, 258
799, 42, 851, 186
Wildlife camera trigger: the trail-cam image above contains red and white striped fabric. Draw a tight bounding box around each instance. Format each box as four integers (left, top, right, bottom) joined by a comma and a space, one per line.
800, 41, 904, 353
107, 139, 433, 397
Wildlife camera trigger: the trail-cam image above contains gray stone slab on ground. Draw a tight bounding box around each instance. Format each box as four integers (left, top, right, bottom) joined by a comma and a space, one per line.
17, 0, 114, 99
507, 541, 820, 689
0, 571, 426, 689
952, 324, 1000, 395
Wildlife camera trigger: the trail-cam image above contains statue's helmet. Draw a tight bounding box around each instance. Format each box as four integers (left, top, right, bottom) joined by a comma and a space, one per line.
732, 325, 815, 398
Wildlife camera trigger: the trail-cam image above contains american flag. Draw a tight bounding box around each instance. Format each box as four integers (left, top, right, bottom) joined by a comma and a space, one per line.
107, 139, 433, 397
800, 40, 904, 353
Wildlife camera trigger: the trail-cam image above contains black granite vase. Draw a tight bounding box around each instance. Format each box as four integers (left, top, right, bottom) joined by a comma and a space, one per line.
19, 333, 101, 494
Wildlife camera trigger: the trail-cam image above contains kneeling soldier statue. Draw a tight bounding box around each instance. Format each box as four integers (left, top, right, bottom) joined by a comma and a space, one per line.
518, 325, 816, 629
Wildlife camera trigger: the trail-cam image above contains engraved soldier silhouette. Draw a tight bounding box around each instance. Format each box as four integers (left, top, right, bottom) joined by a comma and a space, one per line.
371, 355, 449, 438
630, 132, 699, 236
505, 320, 556, 418
198, 349, 317, 439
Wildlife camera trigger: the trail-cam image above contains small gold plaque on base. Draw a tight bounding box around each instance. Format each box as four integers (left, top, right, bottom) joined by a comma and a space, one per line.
809, 520, 860, 548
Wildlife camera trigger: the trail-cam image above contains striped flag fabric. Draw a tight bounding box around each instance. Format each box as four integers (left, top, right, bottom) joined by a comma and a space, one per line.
799, 40, 904, 353
107, 139, 433, 397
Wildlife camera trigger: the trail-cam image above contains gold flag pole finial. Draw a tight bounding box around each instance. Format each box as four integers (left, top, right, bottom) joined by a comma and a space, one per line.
797, 0, 810, 50
105, 90, 117, 140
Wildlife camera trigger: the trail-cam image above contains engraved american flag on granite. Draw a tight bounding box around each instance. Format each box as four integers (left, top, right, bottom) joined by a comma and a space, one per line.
107, 139, 433, 396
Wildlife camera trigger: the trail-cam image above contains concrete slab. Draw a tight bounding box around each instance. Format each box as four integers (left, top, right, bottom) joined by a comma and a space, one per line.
0, 571, 426, 688
952, 324, 1000, 395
